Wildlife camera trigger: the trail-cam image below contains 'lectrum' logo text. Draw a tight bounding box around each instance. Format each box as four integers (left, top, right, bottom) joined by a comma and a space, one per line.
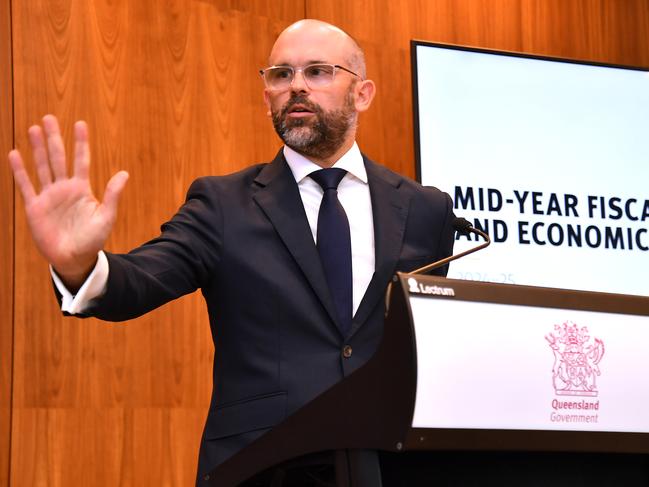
407, 278, 455, 297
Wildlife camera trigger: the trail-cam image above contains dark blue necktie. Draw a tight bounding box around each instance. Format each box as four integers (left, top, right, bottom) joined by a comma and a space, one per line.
310, 168, 352, 336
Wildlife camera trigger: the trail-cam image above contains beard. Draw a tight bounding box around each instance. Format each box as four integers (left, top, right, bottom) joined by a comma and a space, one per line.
271, 89, 357, 160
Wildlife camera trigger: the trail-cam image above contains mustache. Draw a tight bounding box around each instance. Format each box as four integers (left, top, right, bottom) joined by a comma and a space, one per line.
280, 95, 321, 117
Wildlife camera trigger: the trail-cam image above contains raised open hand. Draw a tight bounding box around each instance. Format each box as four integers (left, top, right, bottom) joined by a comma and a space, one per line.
8, 115, 129, 289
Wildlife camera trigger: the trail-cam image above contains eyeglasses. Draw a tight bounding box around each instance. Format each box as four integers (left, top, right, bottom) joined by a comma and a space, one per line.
259, 63, 361, 90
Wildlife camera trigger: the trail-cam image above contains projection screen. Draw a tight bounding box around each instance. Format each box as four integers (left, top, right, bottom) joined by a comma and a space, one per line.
412, 41, 649, 297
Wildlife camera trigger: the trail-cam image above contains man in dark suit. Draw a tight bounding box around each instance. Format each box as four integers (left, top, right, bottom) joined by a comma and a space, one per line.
8, 19, 454, 483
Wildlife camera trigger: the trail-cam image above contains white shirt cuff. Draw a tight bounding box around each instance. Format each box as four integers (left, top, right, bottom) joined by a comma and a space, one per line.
50, 251, 109, 314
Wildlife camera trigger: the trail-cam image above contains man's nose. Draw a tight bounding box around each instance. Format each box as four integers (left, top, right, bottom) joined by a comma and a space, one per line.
290, 69, 309, 92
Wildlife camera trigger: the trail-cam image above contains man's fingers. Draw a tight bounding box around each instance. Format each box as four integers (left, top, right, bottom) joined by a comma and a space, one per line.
42, 114, 68, 181
28, 125, 53, 189
73, 121, 90, 180
102, 170, 129, 216
8, 150, 37, 202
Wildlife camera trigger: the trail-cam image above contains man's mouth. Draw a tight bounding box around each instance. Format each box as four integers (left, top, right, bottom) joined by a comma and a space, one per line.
287, 104, 314, 117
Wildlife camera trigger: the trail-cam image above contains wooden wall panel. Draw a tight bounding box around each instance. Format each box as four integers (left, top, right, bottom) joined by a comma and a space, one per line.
0, 0, 14, 485
308, 0, 649, 179
10, 1, 304, 485
9, 0, 649, 485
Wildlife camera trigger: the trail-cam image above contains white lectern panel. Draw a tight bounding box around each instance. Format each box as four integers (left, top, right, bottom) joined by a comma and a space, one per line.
410, 296, 649, 433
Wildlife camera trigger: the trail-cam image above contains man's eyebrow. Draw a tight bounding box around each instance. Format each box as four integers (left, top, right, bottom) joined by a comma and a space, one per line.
271, 60, 330, 67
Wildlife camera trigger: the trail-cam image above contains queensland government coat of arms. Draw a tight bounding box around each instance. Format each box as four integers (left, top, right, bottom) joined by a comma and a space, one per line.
545, 321, 605, 397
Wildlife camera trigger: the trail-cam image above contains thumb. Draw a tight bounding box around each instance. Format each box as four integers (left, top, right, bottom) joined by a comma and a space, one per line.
102, 170, 129, 216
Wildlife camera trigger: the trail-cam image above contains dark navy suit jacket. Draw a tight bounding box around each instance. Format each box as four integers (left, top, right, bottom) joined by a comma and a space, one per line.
81, 151, 455, 481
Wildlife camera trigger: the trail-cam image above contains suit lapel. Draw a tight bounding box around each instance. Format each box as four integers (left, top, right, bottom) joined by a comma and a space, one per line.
350, 157, 411, 335
252, 152, 341, 330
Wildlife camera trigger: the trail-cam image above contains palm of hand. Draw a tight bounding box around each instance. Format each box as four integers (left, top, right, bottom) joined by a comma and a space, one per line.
25, 177, 109, 269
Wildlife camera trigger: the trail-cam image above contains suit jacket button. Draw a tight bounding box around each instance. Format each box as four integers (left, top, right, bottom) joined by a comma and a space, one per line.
342, 345, 353, 358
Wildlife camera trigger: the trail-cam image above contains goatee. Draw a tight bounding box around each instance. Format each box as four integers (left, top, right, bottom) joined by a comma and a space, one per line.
272, 91, 356, 160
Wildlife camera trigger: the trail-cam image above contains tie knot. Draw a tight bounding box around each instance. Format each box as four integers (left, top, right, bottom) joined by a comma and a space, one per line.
310, 168, 347, 191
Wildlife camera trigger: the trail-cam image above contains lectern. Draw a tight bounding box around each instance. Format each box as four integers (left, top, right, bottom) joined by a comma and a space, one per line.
205, 274, 649, 486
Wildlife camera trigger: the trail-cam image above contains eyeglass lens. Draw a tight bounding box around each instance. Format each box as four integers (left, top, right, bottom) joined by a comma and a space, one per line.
265, 64, 336, 89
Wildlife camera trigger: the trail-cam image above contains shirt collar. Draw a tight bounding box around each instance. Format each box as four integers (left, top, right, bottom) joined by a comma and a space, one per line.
283, 142, 368, 184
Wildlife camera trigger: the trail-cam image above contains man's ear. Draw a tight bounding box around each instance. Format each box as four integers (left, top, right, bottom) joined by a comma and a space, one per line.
354, 79, 376, 113
263, 89, 272, 117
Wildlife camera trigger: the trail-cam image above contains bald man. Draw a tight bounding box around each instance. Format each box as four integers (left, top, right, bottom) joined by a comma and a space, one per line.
9, 19, 454, 483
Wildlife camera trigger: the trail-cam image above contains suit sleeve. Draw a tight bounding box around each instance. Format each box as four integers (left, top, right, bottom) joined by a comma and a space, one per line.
433, 190, 455, 277
82, 177, 223, 322
418, 186, 455, 276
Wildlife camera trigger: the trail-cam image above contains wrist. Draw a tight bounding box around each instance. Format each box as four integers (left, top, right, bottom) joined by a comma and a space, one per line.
52, 254, 99, 292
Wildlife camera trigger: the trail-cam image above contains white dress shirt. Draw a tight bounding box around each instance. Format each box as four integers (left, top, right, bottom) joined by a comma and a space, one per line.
54, 143, 376, 317
283, 143, 375, 316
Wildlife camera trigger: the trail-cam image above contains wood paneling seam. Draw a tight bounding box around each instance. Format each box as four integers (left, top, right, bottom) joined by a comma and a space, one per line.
8, 0, 15, 484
